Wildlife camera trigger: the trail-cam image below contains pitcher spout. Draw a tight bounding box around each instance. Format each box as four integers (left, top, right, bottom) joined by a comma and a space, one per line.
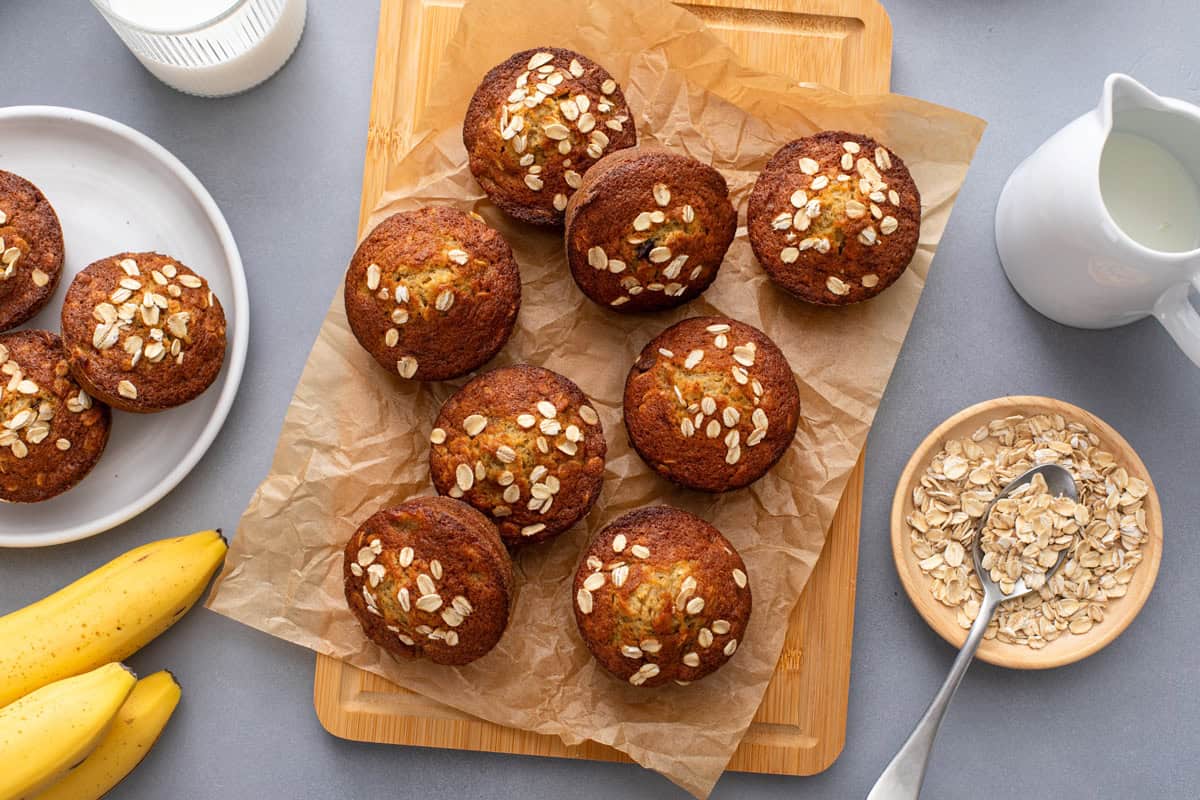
1102, 73, 1171, 130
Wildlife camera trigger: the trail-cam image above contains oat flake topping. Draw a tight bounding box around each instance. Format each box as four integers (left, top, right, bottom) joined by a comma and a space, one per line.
656, 324, 772, 466
354, 536, 473, 648
586, 180, 706, 306
0, 344, 89, 459
365, 242, 481, 380
88, 257, 210, 402
575, 535, 749, 684
432, 395, 600, 523
0, 223, 51, 288
774, 140, 904, 297
496, 51, 628, 207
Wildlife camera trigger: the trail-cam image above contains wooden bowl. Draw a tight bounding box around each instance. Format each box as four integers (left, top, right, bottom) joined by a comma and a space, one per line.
890, 396, 1162, 669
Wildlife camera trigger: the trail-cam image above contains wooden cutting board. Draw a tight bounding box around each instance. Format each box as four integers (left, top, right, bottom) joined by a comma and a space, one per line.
316, 0, 891, 777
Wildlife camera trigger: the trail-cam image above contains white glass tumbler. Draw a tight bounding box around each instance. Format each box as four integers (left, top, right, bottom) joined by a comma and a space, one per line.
89, 0, 307, 98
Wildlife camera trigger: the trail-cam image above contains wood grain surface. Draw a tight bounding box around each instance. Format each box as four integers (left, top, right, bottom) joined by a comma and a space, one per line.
890, 395, 1163, 670
318, 0, 893, 777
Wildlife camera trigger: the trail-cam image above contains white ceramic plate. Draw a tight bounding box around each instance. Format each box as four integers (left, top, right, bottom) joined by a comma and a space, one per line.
0, 106, 248, 547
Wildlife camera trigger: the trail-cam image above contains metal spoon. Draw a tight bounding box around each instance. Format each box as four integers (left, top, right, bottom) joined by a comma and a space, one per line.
867, 464, 1078, 800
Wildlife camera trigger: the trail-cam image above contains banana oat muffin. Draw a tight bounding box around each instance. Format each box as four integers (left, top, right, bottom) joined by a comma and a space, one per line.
565, 148, 736, 311
624, 317, 800, 492
0, 330, 111, 502
463, 47, 637, 226
344, 496, 514, 666
429, 364, 606, 547
573, 506, 752, 687
61, 252, 227, 413
344, 207, 521, 382
747, 131, 921, 305
0, 170, 65, 331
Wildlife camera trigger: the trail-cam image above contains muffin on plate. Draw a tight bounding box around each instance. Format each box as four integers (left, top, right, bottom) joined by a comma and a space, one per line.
429, 364, 606, 547
573, 506, 752, 687
463, 47, 637, 226
343, 496, 514, 666
0, 170, 65, 331
61, 252, 227, 413
565, 148, 736, 312
344, 207, 521, 382
0, 330, 111, 503
624, 316, 800, 493
747, 131, 921, 305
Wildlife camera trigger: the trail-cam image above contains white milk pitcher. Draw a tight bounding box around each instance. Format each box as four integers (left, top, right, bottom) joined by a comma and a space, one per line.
996, 74, 1200, 366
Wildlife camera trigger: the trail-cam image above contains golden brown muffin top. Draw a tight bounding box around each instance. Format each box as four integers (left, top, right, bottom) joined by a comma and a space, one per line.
61, 252, 227, 412
463, 47, 637, 226
747, 131, 921, 305
0, 169, 65, 331
0, 330, 110, 502
573, 506, 752, 687
429, 364, 606, 546
564, 147, 737, 312
343, 207, 521, 382
344, 497, 514, 666
624, 317, 800, 492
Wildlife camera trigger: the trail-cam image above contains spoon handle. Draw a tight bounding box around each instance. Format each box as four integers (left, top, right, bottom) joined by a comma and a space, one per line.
866, 592, 1001, 800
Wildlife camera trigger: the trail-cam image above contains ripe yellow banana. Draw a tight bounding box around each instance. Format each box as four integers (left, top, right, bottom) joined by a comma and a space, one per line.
0, 662, 136, 800
33, 670, 181, 800
0, 530, 226, 707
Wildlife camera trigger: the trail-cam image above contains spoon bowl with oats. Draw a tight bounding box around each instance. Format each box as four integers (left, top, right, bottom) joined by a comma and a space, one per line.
868, 464, 1078, 800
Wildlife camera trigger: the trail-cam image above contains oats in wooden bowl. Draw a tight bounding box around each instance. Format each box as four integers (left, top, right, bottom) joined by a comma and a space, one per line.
890, 396, 1162, 669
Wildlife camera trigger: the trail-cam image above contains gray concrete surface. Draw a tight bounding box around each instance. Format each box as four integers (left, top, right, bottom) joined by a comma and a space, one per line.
2, 1, 1198, 797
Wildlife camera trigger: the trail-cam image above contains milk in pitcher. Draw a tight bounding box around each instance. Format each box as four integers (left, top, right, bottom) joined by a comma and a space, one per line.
1100, 126, 1200, 253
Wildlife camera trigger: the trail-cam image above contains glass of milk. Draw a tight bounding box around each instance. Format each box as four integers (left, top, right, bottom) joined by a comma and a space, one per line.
90, 0, 307, 97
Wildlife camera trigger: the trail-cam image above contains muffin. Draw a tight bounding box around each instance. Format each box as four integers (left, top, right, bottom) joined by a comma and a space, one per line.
344, 207, 521, 382
60, 252, 227, 413
0, 330, 111, 502
343, 496, 514, 666
0, 170, 65, 331
747, 131, 921, 305
573, 506, 752, 687
565, 148, 736, 311
429, 364, 606, 547
463, 47, 637, 226
624, 316, 800, 492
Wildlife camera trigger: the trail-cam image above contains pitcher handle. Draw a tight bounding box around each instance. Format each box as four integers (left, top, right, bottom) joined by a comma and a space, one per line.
1154, 281, 1200, 368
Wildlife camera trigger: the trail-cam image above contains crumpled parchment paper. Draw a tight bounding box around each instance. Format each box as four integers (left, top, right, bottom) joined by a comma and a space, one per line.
207, 0, 985, 795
